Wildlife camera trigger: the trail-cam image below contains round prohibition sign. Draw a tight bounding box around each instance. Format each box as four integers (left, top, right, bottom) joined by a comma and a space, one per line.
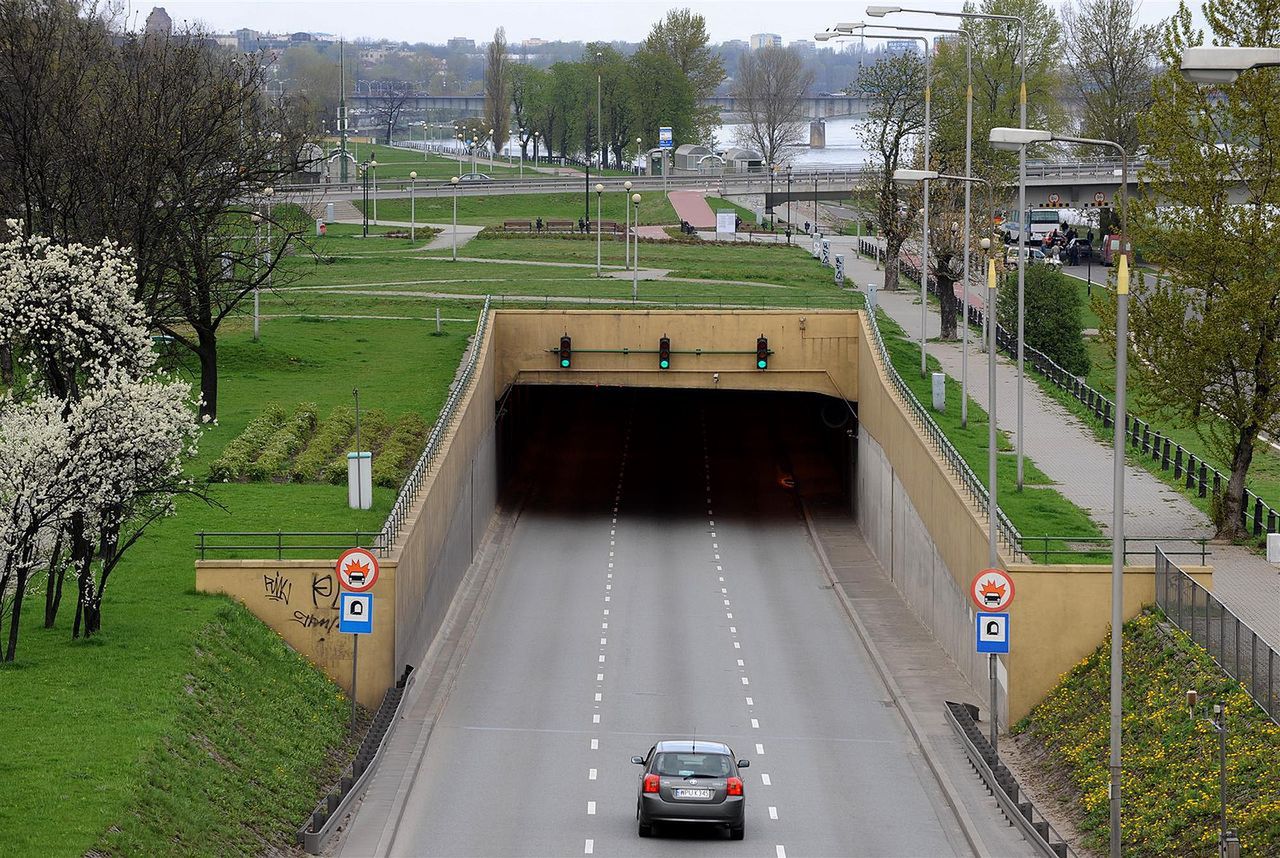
336, 547, 380, 592
970, 568, 1015, 613
1094, 191, 1106, 204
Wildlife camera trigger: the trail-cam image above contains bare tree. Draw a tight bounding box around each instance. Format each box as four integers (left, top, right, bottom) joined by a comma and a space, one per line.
856, 52, 925, 292
731, 46, 814, 167
484, 27, 510, 161
1062, 0, 1159, 152
369, 79, 413, 144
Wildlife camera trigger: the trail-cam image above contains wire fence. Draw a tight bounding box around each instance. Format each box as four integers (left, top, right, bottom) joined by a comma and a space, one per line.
1156, 546, 1280, 724
377, 295, 492, 555
195, 531, 386, 560
862, 308, 1024, 558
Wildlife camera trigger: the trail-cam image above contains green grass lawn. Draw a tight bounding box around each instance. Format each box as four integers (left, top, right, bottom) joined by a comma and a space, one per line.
357, 190, 678, 228
0, 315, 469, 857
349, 143, 525, 180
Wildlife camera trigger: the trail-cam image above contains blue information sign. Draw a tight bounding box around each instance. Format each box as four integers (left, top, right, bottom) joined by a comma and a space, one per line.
339, 592, 373, 635
975, 612, 1010, 654
658, 126, 673, 149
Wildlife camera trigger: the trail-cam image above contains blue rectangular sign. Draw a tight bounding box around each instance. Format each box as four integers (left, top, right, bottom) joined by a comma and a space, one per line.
339, 592, 373, 635
976, 612, 1010, 654
658, 126, 673, 149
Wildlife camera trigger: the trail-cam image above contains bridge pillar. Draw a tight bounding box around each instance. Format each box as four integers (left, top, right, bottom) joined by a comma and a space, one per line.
810, 119, 826, 150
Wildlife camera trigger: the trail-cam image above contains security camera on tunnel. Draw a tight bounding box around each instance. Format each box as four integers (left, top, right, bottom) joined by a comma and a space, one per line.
756, 336, 769, 370
558, 335, 571, 368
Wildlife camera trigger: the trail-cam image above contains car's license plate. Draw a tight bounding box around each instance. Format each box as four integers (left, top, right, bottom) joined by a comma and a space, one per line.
674, 788, 713, 799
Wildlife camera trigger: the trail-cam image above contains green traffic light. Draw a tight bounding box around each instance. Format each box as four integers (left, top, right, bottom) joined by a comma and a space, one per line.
757, 359, 767, 369
660, 359, 669, 369
560, 358, 570, 368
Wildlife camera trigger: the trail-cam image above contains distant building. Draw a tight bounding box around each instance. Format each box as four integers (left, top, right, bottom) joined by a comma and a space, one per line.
788, 39, 815, 54
720, 39, 749, 51
235, 28, 259, 51
447, 37, 476, 52
211, 34, 238, 49
144, 6, 171, 36
523, 37, 547, 48
749, 33, 782, 50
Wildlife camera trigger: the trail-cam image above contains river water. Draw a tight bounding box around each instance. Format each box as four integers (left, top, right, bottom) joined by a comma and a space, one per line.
713, 117, 872, 168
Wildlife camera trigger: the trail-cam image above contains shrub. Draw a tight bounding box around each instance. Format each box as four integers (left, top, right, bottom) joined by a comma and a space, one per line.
996, 264, 1091, 376
372, 412, 430, 488
291, 406, 356, 482
247, 402, 317, 481
321, 409, 388, 484
209, 404, 287, 481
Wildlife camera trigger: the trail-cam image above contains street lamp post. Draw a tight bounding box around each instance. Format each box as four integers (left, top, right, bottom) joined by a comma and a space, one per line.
360, 161, 370, 237
993, 125, 1129, 858
488, 128, 494, 170
251, 210, 262, 342
631, 193, 641, 301
456, 131, 463, 173
623, 180, 633, 269
596, 51, 603, 175
786, 164, 793, 244
450, 175, 460, 261
635, 137, 642, 175
534, 131, 540, 170
370, 159, 378, 226
409, 171, 417, 242
518, 127, 525, 178
595, 183, 604, 277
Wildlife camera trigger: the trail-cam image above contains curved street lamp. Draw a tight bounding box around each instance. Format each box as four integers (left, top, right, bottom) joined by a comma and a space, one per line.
595, 182, 604, 277
450, 175, 460, 261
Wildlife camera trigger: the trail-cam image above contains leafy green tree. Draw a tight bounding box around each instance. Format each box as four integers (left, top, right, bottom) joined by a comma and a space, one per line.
1115, 0, 1280, 538
642, 8, 724, 141
628, 49, 695, 152
484, 28, 511, 160
997, 265, 1090, 375
279, 44, 341, 134
1061, 0, 1159, 152
589, 44, 634, 169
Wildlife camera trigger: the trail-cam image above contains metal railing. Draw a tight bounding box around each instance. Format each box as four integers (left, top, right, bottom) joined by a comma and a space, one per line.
862, 309, 1024, 557
377, 295, 492, 555
860, 234, 1280, 542
195, 531, 386, 560
1017, 536, 1209, 565
945, 701, 1076, 858
1156, 547, 1279, 724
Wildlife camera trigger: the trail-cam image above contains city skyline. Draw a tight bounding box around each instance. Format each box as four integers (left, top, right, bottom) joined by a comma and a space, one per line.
127, 0, 1196, 47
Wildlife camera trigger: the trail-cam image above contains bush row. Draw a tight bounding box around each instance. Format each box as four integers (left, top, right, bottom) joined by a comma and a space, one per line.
209, 404, 288, 481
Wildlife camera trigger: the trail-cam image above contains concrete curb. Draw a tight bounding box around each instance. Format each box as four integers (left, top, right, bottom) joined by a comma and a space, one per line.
798, 499, 994, 858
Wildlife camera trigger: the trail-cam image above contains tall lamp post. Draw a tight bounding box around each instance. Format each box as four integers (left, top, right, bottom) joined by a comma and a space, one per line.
821, 24, 932, 377
623, 180, 633, 268
250, 210, 262, 341
595, 183, 604, 277
488, 128, 495, 170
518, 127, 525, 178
369, 159, 378, 226
534, 131, 540, 170
456, 131, 463, 174
450, 175, 460, 261
786, 163, 793, 244
993, 125, 1129, 858
869, 3, 1029, 477
631, 193, 641, 301
635, 137, 642, 175
409, 171, 417, 242
360, 160, 371, 237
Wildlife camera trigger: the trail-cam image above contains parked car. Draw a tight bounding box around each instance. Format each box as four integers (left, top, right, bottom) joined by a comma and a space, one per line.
458, 172, 492, 182
1005, 245, 1063, 270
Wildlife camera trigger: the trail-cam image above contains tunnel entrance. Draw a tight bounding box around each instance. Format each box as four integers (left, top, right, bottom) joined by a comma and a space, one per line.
497, 386, 857, 525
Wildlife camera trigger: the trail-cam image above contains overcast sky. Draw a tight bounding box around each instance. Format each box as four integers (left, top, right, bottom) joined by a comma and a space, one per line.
131, 0, 1197, 45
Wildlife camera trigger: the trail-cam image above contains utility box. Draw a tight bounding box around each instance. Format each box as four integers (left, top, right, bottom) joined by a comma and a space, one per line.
812, 234, 822, 258
325, 202, 335, 223
867, 283, 878, 309
347, 451, 372, 510
821, 239, 831, 266
1268, 533, 1280, 563
834, 254, 845, 285
932, 372, 946, 412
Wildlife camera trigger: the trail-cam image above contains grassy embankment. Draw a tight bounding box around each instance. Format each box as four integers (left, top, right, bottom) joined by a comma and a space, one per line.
0, 315, 468, 856
357, 190, 679, 227
1016, 611, 1280, 856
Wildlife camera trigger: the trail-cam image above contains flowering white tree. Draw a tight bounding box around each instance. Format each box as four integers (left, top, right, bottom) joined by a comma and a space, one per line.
0, 226, 200, 658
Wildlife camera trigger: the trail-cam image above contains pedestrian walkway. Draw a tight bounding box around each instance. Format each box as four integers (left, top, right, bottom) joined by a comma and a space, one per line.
331, 218, 483, 252
841, 248, 1280, 644
668, 190, 715, 229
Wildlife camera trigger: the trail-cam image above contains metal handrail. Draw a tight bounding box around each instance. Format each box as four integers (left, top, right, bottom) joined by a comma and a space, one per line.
945, 701, 1077, 858
862, 309, 1024, 557
1016, 536, 1209, 565
376, 296, 493, 555
195, 530, 385, 561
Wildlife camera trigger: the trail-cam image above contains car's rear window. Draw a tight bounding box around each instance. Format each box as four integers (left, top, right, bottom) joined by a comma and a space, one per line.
653, 753, 732, 777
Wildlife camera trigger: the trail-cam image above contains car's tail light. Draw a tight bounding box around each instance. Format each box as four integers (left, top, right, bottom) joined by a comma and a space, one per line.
643, 774, 660, 793
726, 776, 743, 796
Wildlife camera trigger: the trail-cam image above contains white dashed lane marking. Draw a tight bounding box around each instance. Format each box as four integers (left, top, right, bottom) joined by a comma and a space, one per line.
769, 806, 779, 820
586, 801, 596, 815
589, 768, 597, 780
762, 773, 771, 786
776, 845, 787, 858
584, 839, 593, 854
756, 743, 764, 755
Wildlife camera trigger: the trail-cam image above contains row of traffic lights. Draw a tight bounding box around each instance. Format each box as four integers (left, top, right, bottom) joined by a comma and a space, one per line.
557, 336, 770, 370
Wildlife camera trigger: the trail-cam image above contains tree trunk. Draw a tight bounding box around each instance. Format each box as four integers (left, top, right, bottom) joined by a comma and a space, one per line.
43, 531, 65, 628
883, 234, 904, 291
0, 343, 12, 386
196, 326, 218, 421
5, 567, 28, 662
1218, 422, 1257, 540
938, 273, 960, 340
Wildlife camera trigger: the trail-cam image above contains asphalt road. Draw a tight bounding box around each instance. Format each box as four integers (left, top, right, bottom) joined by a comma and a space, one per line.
365, 390, 970, 857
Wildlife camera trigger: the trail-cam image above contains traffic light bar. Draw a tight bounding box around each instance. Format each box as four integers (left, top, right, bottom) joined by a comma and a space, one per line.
756, 336, 769, 370
559, 335, 571, 368
658, 336, 671, 369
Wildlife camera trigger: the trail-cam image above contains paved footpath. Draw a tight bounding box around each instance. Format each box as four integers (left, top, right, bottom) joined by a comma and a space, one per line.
840, 249, 1280, 646
668, 190, 716, 229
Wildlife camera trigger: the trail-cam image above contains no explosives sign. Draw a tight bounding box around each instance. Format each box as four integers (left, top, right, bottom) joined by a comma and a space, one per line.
337, 547, 380, 592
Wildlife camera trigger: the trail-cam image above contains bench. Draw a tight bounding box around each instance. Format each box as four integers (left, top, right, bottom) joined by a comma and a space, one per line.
502, 220, 533, 232
545, 219, 575, 233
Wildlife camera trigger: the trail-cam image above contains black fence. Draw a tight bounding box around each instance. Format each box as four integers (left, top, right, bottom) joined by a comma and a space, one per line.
195, 531, 386, 560
1156, 547, 1279, 724
858, 236, 1280, 541
1018, 536, 1209, 565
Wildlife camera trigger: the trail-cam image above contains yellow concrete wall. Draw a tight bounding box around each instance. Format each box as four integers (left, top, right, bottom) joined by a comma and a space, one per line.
491, 310, 860, 401
1006, 563, 1213, 723
195, 560, 396, 709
